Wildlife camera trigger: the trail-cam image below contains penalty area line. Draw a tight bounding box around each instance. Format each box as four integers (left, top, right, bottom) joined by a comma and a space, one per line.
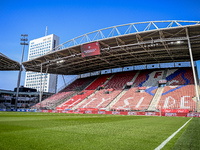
155, 117, 193, 150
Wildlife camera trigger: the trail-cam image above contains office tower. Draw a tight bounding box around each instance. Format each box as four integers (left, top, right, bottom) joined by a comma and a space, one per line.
25, 34, 59, 93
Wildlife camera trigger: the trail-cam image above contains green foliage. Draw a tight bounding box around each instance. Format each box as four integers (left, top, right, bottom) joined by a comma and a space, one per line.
0, 112, 191, 150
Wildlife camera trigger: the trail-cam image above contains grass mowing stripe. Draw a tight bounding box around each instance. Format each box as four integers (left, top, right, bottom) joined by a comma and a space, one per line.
0, 112, 190, 150
155, 117, 193, 150
171, 117, 200, 150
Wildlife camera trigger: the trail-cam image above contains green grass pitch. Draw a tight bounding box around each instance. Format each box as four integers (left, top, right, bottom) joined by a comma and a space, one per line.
0, 112, 198, 150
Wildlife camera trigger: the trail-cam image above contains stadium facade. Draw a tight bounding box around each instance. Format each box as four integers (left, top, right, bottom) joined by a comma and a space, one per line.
24, 34, 59, 93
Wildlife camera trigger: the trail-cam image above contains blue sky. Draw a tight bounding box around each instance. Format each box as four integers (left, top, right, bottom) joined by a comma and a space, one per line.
0, 0, 200, 91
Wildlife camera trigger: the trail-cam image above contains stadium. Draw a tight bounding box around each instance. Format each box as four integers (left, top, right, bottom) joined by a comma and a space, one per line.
1, 20, 200, 149
21, 20, 200, 114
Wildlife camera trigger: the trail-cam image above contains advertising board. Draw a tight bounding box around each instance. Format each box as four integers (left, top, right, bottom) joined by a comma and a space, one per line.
81, 42, 100, 57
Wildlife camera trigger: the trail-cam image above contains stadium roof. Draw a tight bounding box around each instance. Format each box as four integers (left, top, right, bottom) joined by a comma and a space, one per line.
22, 20, 200, 75
0, 52, 21, 71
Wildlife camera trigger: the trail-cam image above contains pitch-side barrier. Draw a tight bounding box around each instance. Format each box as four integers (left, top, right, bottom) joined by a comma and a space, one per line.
0, 108, 200, 117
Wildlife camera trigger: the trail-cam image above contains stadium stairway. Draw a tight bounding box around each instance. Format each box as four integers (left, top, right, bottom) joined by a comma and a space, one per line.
32, 76, 97, 110
105, 89, 128, 111
75, 72, 136, 110
97, 90, 121, 109
50, 91, 79, 110
56, 90, 97, 110
32, 91, 77, 110
147, 87, 164, 111
131, 71, 140, 87
105, 74, 114, 84
111, 87, 157, 111
71, 90, 98, 110
147, 69, 167, 111
106, 71, 140, 110
162, 69, 168, 79
51, 77, 97, 110
77, 90, 121, 109
71, 75, 114, 110
84, 74, 112, 90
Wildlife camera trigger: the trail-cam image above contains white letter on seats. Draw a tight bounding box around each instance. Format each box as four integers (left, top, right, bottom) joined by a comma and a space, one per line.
180, 96, 190, 109
164, 96, 175, 108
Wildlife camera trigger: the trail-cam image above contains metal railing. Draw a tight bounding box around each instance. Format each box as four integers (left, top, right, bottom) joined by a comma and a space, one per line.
49, 20, 200, 53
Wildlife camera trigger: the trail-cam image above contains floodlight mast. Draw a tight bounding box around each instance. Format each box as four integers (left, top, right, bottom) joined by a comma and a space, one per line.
15, 34, 28, 110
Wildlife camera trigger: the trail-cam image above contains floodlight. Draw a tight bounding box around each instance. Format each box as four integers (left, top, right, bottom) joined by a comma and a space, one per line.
21, 38, 28, 41
56, 60, 65, 64
21, 34, 28, 37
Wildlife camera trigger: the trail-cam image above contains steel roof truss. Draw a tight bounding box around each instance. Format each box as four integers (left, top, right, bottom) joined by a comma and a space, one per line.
136, 34, 158, 62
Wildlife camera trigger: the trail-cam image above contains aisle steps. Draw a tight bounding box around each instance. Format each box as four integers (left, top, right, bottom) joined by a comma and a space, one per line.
148, 87, 164, 111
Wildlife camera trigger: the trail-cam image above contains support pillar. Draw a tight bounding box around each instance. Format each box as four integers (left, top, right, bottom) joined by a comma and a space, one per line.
186, 27, 200, 112
39, 63, 43, 109
42, 67, 49, 95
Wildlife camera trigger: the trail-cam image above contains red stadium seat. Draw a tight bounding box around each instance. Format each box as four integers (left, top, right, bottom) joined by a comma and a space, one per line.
78, 71, 136, 109
32, 77, 95, 109
112, 87, 157, 111
157, 85, 196, 111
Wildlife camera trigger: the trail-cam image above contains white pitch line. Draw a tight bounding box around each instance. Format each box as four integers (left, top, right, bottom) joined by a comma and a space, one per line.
155, 117, 193, 150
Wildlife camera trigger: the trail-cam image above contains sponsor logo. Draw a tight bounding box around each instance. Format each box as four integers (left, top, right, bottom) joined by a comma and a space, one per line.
165, 113, 177, 116
128, 112, 137, 115
81, 42, 100, 57
145, 112, 156, 116
187, 113, 200, 117
98, 111, 105, 114
112, 111, 120, 115
85, 111, 92, 114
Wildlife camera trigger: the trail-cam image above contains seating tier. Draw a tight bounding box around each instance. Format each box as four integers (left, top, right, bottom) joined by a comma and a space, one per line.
157, 85, 196, 111
112, 87, 157, 111
134, 70, 164, 87
165, 68, 194, 85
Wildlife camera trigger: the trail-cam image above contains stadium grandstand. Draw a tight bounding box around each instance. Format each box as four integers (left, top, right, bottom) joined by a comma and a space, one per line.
22, 20, 200, 113
0, 52, 52, 109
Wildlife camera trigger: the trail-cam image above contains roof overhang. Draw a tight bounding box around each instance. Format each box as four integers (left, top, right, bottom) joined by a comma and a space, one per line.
22, 21, 200, 75
0, 52, 21, 71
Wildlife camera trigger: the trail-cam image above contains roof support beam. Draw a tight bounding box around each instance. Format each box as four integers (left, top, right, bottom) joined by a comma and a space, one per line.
136, 34, 158, 62
69, 48, 79, 54
159, 30, 174, 61
116, 37, 125, 45
115, 37, 145, 65
99, 41, 109, 48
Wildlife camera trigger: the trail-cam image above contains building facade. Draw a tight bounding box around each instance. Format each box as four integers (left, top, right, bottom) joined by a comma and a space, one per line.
25, 34, 59, 93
